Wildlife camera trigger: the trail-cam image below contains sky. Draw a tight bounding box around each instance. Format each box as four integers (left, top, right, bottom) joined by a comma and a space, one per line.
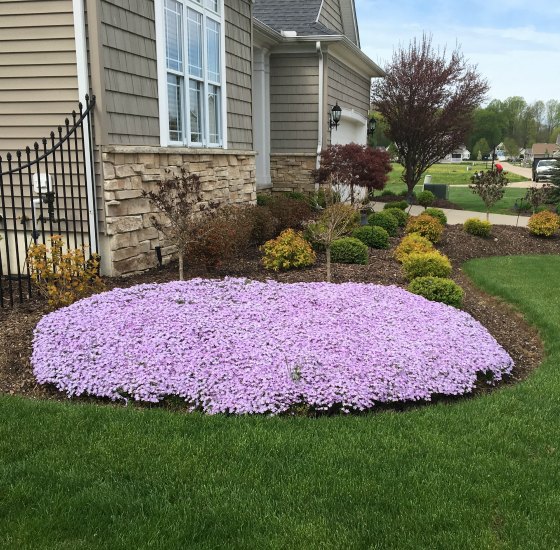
355, 0, 560, 104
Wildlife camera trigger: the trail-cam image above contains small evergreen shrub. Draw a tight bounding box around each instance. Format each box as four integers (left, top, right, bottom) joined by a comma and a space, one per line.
405, 214, 444, 243
424, 207, 447, 225
256, 193, 273, 207
352, 225, 389, 249
384, 200, 408, 211
331, 237, 369, 264
383, 207, 408, 227
381, 189, 397, 197
261, 229, 316, 271
367, 210, 399, 236
527, 211, 560, 237
417, 190, 436, 208
398, 190, 416, 199
401, 251, 452, 281
394, 233, 434, 263
408, 276, 464, 308
464, 218, 492, 238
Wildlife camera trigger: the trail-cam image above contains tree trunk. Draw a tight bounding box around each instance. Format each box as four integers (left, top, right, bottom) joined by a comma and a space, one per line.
178, 249, 184, 281
326, 247, 331, 283
486, 210, 490, 222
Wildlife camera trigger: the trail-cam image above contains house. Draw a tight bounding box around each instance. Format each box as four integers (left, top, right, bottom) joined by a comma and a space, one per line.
442, 145, 470, 162
0, 0, 382, 278
525, 142, 560, 164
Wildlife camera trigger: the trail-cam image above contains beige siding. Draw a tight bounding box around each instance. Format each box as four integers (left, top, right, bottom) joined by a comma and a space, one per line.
270, 55, 319, 153
0, 0, 79, 155
225, 0, 253, 150
339, 0, 358, 45
327, 56, 370, 115
318, 0, 344, 34
100, 0, 160, 145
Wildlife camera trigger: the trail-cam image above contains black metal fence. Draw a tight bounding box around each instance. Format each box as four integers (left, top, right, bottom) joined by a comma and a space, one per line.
0, 95, 98, 307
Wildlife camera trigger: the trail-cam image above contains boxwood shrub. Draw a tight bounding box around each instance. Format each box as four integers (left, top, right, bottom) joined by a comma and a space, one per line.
383, 200, 409, 211
408, 276, 464, 308
352, 225, 389, 249
367, 210, 399, 236
401, 251, 452, 280
417, 190, 436, 208
383, 207, 408, 227
331, 237, 369, 264
424, 207, 447, 225
463, 218, 492, 237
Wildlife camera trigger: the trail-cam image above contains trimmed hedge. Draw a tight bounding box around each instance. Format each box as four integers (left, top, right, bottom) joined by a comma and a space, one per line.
331, 237, 369, 264
367, 210, 399, 236
384, 208, 408, 227
417, 190, 436, 208
464, 218, 492, 238
352, 225, 390, 249
401, 251, 452, 281
384, 201, 409, 211
408, 276, 464, 308
424, 208, 447, 225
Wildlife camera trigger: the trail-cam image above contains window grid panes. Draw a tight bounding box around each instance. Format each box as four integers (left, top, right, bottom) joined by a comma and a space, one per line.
163, 0, 222, 147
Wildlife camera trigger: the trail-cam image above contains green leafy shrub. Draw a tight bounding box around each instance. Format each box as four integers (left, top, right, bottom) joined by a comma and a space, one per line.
367, 210, 399, 236
527, 211, 560, 237
261, 229, 316, 271
256, 193, 273, 207
417, 190, 436, 208
398, 189, 416, 199
383, 207, 408, 227
381, 189, 397, 197
285, 191, 307, 202
352, 225, 389, 249
384, 200, 408, 211
394, 233, 434, 263
331, 237, 369, 264
401, 251, 452, 280
424, 207, 447, 225
405, 214, 444, 243
408, 276, 464, 308
464, 217, 492, 238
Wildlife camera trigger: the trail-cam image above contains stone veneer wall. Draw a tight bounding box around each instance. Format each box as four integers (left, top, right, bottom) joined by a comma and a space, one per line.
101, 146, 256, 276
270, 153, 317, 194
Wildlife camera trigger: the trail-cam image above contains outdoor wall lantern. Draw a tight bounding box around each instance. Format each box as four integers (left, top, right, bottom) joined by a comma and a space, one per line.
367, 117, 377, 136
328, 102, 342, 132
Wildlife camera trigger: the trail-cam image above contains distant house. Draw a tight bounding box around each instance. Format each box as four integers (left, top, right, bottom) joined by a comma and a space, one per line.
443, 145, 470, 162
0, 0, 383, 277
526, 142, 560, 164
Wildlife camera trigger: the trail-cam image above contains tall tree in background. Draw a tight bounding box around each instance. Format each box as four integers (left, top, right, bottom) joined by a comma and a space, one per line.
371, 35, 488, 199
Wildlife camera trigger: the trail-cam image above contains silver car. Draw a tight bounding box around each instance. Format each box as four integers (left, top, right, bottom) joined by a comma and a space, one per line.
535, 159, 559, 182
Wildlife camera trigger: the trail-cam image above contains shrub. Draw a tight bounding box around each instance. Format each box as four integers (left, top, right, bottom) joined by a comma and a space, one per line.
464, 217, 492, 238
394, 233, 434, 263
27, 235, 104, 309
261, 229, 316, 271
381, 189, 397, 197
331, 237, 369, 264
384, 200, 409, 211
405, 214, 444, 243
249, 205, 279, 245
398, 189, 416, 200
187, 206, 253, 269
408, 276, 464, 308
401, 251, 452, 280
383, 207, 408, 227
352, 225, 389, 249
424, 207, 447, 225
527, 210, 560, 237
256, 193, 273, 207
267, 194, 314, 233
285, 191, 307, 202
367, 210, 399, 236
417, 190, 436, 208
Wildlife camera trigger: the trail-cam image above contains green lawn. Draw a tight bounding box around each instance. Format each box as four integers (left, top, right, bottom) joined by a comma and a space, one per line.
449, 187, 527, 215
2, 256, 560, 548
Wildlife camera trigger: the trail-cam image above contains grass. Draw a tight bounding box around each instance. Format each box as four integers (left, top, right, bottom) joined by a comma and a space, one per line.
449, 187, 528, 215
2, 256, 560, 548
385, 162, 527, 190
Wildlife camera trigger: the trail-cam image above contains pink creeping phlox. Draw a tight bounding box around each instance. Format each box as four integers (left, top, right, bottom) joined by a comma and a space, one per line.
32, 278, 514, 414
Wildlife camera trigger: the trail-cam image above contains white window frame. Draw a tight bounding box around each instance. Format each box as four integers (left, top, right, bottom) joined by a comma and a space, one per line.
155, 0, 228, 148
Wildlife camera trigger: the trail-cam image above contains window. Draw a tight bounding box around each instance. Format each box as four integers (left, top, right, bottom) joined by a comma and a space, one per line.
160, 0, 224, 147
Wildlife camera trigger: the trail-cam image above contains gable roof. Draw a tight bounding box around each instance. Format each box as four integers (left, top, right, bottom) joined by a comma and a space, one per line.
532, 142, 560, 156
253, 0, 324, 36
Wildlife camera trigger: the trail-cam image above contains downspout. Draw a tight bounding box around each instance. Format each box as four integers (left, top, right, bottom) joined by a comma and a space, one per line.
316, 41, 324, 172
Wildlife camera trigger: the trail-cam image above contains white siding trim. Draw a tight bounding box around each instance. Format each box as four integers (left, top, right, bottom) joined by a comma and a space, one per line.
72, 0, 98, 253
316, 41, 323, 169
154, 0, 170, 147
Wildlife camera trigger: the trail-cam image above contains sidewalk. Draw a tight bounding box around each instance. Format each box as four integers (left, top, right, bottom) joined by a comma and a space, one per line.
372, 202, 529, 227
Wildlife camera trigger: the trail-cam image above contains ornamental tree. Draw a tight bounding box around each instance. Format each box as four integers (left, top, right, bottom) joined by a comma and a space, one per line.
314, 144, 391, 204
143, 168, 219, 280
469, 170, 508, 221
371, 35, 489, 200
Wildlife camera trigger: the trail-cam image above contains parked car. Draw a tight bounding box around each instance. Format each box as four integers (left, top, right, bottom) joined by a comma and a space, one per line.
535, 159, 559, 182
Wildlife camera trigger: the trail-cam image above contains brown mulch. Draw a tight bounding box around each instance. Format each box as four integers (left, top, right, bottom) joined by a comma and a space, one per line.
0, 225, 556, 403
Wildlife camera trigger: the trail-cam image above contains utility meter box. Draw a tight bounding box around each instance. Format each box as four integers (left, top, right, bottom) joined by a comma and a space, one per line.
32, 173, 52, 195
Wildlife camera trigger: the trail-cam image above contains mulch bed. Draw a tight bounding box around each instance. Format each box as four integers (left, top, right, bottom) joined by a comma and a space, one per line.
0, 224, 556, 405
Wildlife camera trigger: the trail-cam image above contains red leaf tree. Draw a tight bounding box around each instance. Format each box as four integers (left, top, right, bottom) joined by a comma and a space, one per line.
371, 35, 489, 199
314, 143, 391, 204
